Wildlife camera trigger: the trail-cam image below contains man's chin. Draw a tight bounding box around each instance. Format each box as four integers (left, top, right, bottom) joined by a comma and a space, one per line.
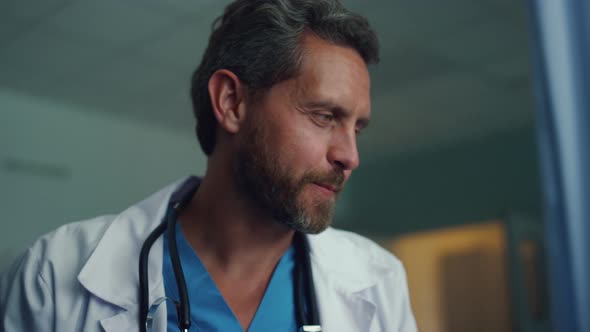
302, 198, 336, 233
301, 223, 331, 235
292, 210, 334, 234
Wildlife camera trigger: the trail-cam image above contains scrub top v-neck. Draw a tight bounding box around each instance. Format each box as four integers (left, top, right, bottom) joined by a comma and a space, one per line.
162, 222, 298, 332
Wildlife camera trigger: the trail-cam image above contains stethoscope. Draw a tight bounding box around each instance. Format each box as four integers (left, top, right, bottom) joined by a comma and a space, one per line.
137, 177, 322, 332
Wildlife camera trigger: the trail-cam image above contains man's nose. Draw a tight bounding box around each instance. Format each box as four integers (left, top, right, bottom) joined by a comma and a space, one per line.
327, 127, 360, 171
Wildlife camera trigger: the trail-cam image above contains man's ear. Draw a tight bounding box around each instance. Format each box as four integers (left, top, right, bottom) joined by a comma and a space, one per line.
208, 69, 247, 134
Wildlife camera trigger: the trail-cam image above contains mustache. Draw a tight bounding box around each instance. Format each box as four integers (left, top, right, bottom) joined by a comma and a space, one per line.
302, 170, 345, 192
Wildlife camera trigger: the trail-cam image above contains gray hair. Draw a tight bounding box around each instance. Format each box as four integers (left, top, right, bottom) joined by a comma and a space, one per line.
190, 0, 380, 155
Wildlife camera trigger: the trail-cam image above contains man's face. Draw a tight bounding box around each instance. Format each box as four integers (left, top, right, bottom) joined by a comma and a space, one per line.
233, 35, 371, 234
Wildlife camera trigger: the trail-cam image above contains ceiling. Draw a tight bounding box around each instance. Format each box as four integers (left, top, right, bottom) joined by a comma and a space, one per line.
0, 0, 534, 161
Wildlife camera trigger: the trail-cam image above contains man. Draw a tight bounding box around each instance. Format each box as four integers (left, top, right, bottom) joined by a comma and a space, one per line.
1, 0, 417, 331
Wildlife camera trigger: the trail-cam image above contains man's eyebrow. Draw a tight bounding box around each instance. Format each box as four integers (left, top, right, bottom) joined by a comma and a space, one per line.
302, 100, 371, 128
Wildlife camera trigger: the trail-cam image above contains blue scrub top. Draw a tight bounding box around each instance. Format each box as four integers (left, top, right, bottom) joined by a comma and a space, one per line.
162, 222, 298, 332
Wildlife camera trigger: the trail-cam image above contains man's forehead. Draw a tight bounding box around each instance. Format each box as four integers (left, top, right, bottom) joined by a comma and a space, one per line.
292, 39, 371, 107
299, 34, 370, 79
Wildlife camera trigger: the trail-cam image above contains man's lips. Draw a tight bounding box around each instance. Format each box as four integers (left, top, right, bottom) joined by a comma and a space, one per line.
312, 182, 342, 194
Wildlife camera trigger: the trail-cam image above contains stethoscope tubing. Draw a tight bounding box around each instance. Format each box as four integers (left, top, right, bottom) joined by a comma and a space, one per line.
166, 204, 192, 330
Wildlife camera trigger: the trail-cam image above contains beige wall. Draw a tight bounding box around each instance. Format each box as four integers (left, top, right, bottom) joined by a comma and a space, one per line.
384, 222, 511, 332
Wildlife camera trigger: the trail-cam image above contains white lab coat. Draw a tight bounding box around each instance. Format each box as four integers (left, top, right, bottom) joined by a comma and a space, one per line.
0, 178, 418, 331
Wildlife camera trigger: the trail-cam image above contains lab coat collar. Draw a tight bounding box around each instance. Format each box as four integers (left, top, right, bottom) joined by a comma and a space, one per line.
77, 179, 185, 310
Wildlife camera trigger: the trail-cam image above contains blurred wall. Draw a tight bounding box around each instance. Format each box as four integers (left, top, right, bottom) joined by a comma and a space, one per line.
340, 125, 543, 236
0, 89, 206, 271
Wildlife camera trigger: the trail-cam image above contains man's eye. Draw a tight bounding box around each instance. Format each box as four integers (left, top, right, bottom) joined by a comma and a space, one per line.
312, 112, 334, 125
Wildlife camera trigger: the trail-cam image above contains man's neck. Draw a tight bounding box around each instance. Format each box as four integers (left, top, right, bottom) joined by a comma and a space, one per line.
178, 170, 294, 278
177, 166, 295, 330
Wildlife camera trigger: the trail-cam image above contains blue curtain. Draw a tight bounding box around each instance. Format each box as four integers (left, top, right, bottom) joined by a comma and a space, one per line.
528, 1, 590, 331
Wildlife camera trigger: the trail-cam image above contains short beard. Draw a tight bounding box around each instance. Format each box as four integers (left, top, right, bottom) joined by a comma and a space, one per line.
232, 118, 343, 234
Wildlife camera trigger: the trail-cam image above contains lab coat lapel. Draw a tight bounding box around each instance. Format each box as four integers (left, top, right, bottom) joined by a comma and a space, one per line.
99, 312, 135, 331
307, 229, 378, 331
98, 297, 168, 332
77, 180, 185, 330
311, 265, 378, 331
